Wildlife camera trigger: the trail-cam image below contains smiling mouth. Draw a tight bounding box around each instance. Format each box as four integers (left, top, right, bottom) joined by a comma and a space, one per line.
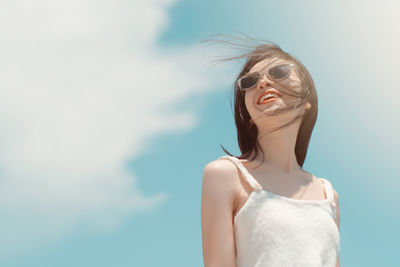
257, 89, 282, 105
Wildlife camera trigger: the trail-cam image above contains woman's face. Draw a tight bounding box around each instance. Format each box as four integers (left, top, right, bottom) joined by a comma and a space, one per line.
243, 57, 311, 130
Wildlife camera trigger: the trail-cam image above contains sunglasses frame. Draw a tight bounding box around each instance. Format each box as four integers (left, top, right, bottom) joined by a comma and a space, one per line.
237, 63, 295, 92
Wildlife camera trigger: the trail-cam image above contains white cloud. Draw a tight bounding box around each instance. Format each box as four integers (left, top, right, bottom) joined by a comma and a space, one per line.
301, 0, 400, 143
0, 0, 231, 257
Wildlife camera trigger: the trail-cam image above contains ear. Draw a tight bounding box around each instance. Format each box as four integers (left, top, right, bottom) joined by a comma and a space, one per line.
305, 102, 311, 110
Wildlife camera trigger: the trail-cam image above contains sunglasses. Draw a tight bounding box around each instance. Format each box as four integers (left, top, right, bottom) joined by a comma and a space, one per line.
237, 63, 294, 92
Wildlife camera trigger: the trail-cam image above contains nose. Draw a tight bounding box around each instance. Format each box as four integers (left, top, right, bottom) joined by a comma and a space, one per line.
257, 74, 273, 90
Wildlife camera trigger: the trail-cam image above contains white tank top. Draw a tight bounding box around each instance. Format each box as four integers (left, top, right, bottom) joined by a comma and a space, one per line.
219, 155, 340, 267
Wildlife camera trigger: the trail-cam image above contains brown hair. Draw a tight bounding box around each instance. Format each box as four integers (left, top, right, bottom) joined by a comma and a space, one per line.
204, 34, 318, 167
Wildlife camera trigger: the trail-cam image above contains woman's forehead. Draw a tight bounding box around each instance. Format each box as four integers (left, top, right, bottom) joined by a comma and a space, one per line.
250, 57, 290, 72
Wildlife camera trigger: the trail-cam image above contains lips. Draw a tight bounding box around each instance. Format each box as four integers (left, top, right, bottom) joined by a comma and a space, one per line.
257, 88, 282, 104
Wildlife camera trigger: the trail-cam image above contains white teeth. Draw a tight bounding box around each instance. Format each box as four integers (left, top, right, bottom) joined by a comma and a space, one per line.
259, 93, 280, 103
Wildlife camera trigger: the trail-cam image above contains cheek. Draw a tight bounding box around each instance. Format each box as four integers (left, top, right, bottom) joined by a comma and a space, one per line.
278, 78, 303, 98
280, 76, 301, 89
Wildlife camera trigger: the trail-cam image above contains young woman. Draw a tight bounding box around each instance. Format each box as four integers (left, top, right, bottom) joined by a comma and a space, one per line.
201, 38, 340, 267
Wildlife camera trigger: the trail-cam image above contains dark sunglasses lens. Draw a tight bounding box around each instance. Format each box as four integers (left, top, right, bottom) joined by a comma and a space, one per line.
240, 75, 259, 90
268, 64, 291, 80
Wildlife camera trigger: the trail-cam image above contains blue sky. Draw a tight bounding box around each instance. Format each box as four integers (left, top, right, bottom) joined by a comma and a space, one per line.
0, 0, 399, 266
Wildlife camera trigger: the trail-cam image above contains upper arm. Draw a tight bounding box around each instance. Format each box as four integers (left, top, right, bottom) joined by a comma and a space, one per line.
333, 188, 340, 267
201, 160, 239, 267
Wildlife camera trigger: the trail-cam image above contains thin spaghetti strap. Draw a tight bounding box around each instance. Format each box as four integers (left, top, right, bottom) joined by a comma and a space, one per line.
320, 178, 335, 205
320, 178, 337, 216
218, 155, 262, 191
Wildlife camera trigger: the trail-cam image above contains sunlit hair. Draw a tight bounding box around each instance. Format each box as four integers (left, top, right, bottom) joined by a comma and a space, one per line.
203, 33, 318, 167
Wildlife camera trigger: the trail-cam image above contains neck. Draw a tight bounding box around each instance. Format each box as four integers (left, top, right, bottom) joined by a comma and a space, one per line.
250, 121, 302, 175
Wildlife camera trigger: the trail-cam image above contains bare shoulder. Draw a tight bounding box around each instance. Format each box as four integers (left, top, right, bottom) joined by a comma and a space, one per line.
202, 159, 240, 203
203, 158, 238, 174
